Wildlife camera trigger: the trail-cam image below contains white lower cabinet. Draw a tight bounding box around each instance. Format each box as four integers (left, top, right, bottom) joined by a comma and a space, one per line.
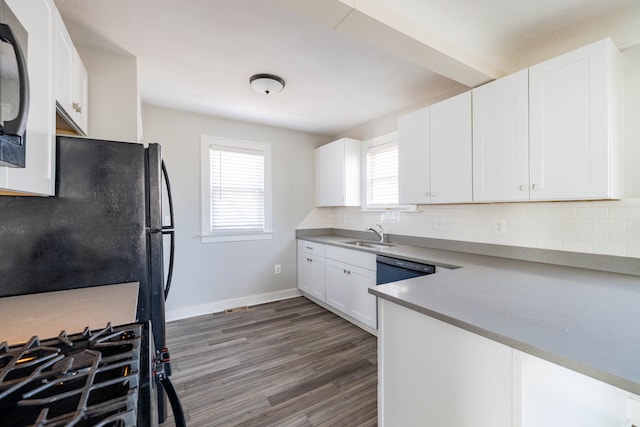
519, 352, 633, 427
297, 240, 326, 302
297, 240, 379, 332
324, 245, 377, 330
379, 299, 640, 427
379, 299, 512, 427
325, 259, 377, 329
325, 259, 349, 312
348, 265, 377, 328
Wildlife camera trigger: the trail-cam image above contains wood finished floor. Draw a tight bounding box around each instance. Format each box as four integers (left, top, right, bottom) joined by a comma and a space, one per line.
162, 297, 378, 427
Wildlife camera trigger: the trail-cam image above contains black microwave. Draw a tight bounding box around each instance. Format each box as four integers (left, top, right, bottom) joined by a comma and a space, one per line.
0, 0, 29, 168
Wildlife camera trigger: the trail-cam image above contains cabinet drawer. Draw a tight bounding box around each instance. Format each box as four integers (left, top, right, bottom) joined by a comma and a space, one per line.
326, 246, 376, 270
297, 239, 326, 256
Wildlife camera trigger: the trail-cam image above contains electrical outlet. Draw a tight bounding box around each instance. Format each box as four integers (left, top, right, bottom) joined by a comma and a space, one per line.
433, 219, 444, 230
494, 218, 506, 234
274, 264, 281, 274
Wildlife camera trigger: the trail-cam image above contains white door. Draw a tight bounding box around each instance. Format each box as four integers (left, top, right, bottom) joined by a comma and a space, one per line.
325, 259, 349, 312
398, 107, 431, 204
430, 91, 473, 204
348, 265, 376, 329
529, 38, 619, 200
473, 69, 529, 202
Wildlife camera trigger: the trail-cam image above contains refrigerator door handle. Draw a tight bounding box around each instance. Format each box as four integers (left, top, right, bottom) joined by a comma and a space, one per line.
163, 229, 175, 300
161, 160, 176, 301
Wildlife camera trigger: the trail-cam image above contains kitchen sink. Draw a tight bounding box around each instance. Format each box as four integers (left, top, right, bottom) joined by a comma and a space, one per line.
343, 240, 397, 250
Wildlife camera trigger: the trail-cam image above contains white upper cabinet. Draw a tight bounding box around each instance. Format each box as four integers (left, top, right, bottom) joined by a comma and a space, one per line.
529, 38, 621, 200
473, 69, 529, 202
472, 38, 621, 203
398, 91, 472, 205
0, 0, 56, 196
315, 138, 360, 207
398, 106, 430, 204
430, 91, 472, 204
55, 8, 88, 135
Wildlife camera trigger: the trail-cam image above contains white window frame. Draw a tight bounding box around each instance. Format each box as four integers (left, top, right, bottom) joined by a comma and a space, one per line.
200, 135, 272, 243
361, 131, 416, 212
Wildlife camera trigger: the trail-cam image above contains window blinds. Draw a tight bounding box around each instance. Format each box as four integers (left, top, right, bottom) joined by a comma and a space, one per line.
366, 142, 399, 208
209, 146, 265, 233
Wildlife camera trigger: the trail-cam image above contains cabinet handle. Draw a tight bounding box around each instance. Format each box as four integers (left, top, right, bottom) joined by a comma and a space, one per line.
306, 246, 313, 250
431, 192, 437, 197
519, 184, 526, 191
532, 184, 539, 191
348, 270, 351, 275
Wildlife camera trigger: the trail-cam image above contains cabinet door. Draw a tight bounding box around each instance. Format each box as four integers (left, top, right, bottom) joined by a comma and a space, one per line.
1, 0, 55, 196
315, 140, 344, 206
473, 69, 529, 202
308, 254, 325, 301
55, 8, 74, 120
54, 9, 88, 135
519, 352, 630, 427
430, 91, 472, 204
529, 38, 620, 200
297, 252, 313, 295
380, 300, 513, 427
72, 55, 88, 133
325, 259, 349, 312
297, 252, 326, 301
348, 265, 376, 329
398, 107, 431, 204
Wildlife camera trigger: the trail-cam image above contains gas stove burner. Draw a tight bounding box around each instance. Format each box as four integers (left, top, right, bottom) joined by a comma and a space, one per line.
0, 323, 143, 427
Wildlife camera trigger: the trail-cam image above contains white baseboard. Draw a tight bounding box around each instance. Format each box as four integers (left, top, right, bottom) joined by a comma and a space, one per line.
165, 288, 302, 322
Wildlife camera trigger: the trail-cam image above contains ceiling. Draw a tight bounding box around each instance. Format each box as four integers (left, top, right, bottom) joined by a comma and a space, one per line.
54, 0, 640, 137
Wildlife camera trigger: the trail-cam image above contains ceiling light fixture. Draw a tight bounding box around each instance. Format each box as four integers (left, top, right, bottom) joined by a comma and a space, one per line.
250, 74, 285, 95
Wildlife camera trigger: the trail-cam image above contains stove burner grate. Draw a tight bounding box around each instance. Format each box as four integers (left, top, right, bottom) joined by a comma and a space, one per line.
0, 323, 142, 427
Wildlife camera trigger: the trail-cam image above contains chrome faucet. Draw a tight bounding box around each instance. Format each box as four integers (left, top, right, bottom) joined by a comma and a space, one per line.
367, 224, 384, 243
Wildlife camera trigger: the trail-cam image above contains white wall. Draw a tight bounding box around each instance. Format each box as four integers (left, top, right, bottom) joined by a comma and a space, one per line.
142, 104, 327, 320
300, 44, 640, 259
78, 47, 140, 143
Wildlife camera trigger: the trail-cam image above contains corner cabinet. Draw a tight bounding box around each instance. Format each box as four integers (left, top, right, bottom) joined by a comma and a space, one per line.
398, 91, 472, 205
0, 0, 56, 196
529, 38, 621, 200
297, 240, 326, 301
54, 8, 88, 135
315, 138, 361, 207
325, 246, 377, 330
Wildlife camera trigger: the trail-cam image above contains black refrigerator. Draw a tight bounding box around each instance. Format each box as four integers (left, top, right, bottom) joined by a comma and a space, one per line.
0, 135, 181, 425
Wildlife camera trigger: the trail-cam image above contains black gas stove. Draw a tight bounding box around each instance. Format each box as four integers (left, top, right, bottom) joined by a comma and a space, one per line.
0, 323, 156, 427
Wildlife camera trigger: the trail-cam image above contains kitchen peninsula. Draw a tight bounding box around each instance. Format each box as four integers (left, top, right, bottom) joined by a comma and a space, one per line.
297, 229, 640, 426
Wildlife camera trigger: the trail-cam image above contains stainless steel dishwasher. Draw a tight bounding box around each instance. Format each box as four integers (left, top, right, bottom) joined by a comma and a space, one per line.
376, 255, 436, 284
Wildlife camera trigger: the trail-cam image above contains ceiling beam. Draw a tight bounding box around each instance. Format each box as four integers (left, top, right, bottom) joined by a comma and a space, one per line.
276, 0, 500, 88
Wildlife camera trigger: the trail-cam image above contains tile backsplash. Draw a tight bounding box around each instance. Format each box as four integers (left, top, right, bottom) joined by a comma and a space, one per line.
299, 198, 640, 258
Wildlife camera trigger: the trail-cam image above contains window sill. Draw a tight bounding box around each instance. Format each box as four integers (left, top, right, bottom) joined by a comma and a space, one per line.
200, 232, 273, 244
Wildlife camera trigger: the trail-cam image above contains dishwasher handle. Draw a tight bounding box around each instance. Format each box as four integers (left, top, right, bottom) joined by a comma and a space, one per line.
376, 255, 436, 274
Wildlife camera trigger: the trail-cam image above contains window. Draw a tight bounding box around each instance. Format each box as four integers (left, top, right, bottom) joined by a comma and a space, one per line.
201, 135, 272, 243
362, 132, 414, 211
367, 141, 399, 208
